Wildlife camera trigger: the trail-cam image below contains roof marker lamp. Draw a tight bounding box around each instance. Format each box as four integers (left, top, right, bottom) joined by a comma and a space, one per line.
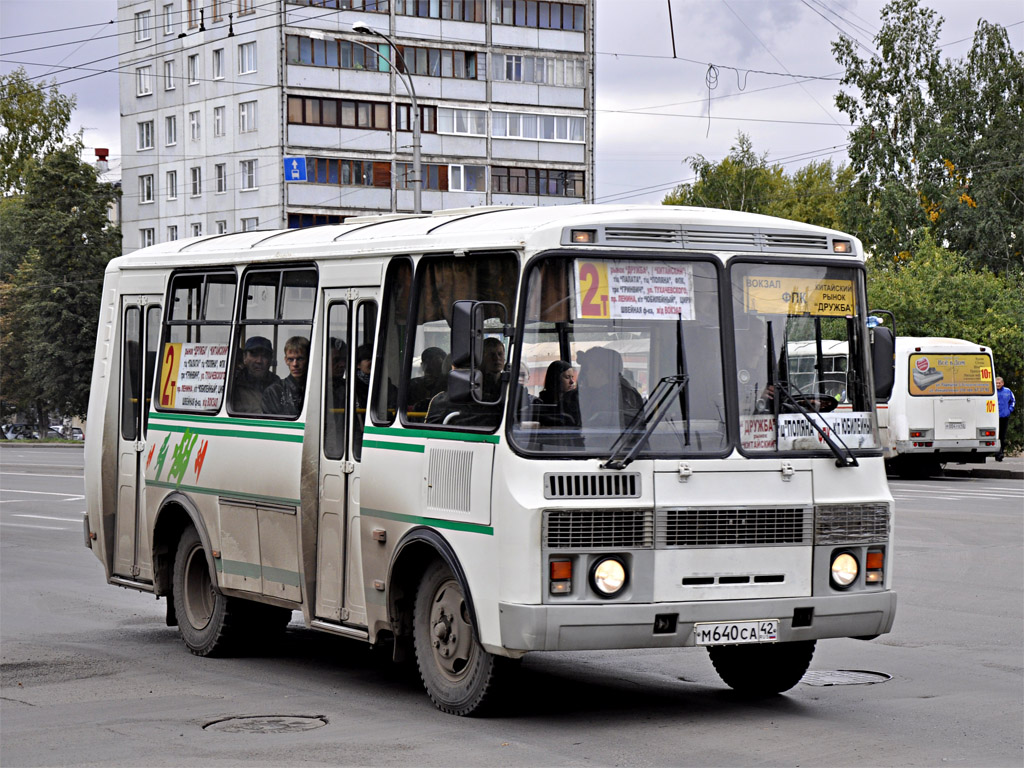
571, 229, 596, 244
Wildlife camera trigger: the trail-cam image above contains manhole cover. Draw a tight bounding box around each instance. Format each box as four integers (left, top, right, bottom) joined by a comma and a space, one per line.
203, 715, 328, 734
801, 670, 891, 686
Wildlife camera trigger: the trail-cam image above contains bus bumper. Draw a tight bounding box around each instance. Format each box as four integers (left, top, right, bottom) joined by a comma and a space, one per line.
497, 591, 896, 651
894, 439, 997, 463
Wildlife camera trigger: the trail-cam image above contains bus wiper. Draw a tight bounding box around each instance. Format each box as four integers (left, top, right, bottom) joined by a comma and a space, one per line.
775, 380, 859, 468
602, 374, 689, 471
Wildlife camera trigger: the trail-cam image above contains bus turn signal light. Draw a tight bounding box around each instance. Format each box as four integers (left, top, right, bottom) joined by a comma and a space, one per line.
550, 560, 572, 594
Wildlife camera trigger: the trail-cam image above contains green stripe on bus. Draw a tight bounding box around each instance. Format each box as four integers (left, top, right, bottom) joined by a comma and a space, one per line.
362, 439, 425, 453
149, 412, 306, 430
149, 423, 304, 443
363, 507, 493, 536
147, 479, 300, 507
215, 558, 301, 587
364, 425, 499, 444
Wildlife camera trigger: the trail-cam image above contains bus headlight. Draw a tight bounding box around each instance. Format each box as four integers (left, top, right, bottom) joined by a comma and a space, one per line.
830, 552, 859, 589
590, 557, 627, 597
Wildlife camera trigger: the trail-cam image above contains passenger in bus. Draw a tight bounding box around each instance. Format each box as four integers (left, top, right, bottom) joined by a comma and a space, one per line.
424, 339, 508, 426
325, 338, 347, 455
353, 343, 373, 410
231, 336, 281, 414
261, 336, 310, 416
561, 347, 644, 429
407, 346, 447, 414
538, 360, 576, 405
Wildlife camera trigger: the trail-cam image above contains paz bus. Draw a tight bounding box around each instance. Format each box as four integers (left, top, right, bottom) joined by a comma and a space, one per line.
84, 204, 896, 715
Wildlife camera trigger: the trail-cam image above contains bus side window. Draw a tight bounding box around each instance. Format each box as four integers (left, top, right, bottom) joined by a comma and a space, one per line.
353, 300, 377, 460
143, 305, 162, 433
121, 306, 142, 440
371, 259, 411, 425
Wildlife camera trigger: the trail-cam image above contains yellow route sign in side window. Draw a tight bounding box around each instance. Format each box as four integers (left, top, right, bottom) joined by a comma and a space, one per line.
744, 276, 855, 317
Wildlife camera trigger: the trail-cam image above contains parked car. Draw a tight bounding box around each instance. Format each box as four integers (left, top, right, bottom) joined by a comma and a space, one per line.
2, 424, 34, 440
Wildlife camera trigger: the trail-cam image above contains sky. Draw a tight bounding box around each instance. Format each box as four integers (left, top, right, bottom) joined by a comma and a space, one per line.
1, 0, 1022, 204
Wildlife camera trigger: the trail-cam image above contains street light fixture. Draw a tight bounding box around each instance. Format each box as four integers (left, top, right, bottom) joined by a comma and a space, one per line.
351, 22, 421, 214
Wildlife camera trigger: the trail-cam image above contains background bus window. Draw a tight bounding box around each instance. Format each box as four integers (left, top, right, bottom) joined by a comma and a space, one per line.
371, 259, 411, 425
121, 306, 141, 440
324, 303, 349, 461
353, 300, 377, 460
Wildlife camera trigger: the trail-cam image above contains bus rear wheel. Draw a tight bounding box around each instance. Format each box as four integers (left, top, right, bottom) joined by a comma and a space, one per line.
708, 640, 815, 695
172, 526, 241, 657
413, 560, 502, 716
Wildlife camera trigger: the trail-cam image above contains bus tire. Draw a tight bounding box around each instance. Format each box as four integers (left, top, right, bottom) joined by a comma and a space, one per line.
172, 526, 240, 657
413, 560, 501, 716
708, 639, 815, 695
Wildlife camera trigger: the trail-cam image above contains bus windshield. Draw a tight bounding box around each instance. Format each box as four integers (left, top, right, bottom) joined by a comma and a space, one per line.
510, 255, 728, 457
731, 262, 878, 454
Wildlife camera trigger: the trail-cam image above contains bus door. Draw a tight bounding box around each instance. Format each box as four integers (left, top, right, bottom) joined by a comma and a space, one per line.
316, 290, 379, 625
114, 298, 163, 581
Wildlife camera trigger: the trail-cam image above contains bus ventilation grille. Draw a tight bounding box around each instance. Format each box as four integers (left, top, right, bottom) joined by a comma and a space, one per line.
604, 227, 681, 245
544, 509, 654, 549
658, 507, 813, 547
543, 472, 641, 499
814, 504, 890, 544
764, 233, 830, 252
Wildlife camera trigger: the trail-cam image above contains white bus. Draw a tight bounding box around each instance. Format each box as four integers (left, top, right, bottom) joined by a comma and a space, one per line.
84, 205, 896, 715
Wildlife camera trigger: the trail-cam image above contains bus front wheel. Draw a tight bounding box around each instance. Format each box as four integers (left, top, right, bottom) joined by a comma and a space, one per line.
172, 526, 240, 657
708, 639, 815, 695
413, 560, 502, 716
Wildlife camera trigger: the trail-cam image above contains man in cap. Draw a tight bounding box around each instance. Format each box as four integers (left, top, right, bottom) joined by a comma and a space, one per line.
231, 335, 281, 414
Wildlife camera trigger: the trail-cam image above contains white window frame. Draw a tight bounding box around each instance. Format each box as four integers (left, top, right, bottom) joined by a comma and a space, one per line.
137, 120, 154, 150
136, 66, 153, 96
163, 4, 176, 35
167, 224, 178, 241
239, 100, 257, 133
238, 42, 257, 74
188, 54, 199, 85
191, 222, 203, 237
240, 159, 258, 191
215, 163, 227, 193
166, 170, 178, 200
140, 228, 155, 248
135, 10, 153, 42
163, 59, 176, 90
190, 166, 202, 197
189, 111, 200, 141
139, 174, 154, 204
213, 106, 225, 137
215, 220, 228, 234
212, 48, 224, 80
241, 217, 259, 232
165, 115, 177, 146
448, 164, 486, 192
493, 111, 585, 143
437, 107, 487, 136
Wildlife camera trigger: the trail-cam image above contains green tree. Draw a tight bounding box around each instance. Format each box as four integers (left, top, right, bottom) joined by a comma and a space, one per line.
0, 67, 77, 197
833, 0, 1023, 272
0, 145, 121, 424
764, 160, 855, 232
867, 232, 1024, 448
663, 133, 785, 212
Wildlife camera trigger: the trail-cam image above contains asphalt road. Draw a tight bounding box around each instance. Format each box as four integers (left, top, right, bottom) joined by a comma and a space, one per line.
2, 444, 1022, 767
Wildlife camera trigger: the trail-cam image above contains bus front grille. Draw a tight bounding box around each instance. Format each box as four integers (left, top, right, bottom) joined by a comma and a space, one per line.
814, 503, 890, 544
657, 507, 812, 547
544, 509, 654, 549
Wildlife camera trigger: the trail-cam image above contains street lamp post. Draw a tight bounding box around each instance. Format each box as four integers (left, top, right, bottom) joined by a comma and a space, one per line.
351, 22, 421, 214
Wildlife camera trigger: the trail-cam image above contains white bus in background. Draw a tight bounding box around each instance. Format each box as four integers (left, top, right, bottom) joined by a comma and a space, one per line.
84, 204, 897, 715
787, 332, 999, 477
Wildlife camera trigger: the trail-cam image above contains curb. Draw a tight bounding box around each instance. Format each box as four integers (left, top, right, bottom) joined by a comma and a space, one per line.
942, 467, 1024, 481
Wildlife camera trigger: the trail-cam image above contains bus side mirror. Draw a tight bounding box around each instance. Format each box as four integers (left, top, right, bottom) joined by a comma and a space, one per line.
871, 325, 895, 401
449, 300, 511, 405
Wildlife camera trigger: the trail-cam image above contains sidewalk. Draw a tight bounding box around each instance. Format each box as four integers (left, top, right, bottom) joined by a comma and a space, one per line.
943, 454, 1024, 481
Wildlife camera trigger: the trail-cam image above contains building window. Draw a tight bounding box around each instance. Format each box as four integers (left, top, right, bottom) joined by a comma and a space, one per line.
139, 174, 154, 204
306, 157, 377, 187
211, 0, 223, 21
186, 0, 197, 28
397, 163, 447, 191
213, 106, 225, 137
396, 0, 485, 21
136, 66, 153, 96
241, 217, 259, 231
493, 111, 585, 142
188, 54, 199, 84
493, 0, 585, 30
437, 107, 486, 136
167, 225, 178, 241
240, 160, 258, 190
288, 0, 388, 10
189, 111, 200, 141
238, 0, 255, 13
491, 166, 585, 197
396, 104, 437, 133
238, 42, 257, 74
494, 53, 586, 86
216, 220, 228, 234
286, 36, 390, 71
215, 163, 227, 193
167, 170, 178, 199
137, 120, 154, 150
449, 164, 486, 192
135, 10, 153, 41
239, 100, 257, 133
286, 96, 389, 129
164, 60, 176, 90
165, 115, 177, 146
190, 166, 202, 196
140, 228, 155, 248
212, 48, 224, 79
394, 45, 480, 79
163, 4, 175, 35
191, 222, 203, 237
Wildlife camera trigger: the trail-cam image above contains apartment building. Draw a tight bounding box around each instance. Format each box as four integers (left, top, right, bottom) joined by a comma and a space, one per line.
118, 0, 595, 252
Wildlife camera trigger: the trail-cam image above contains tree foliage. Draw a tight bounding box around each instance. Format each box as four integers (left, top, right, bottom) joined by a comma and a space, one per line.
0, 145, 121, 420
0, 67, 77, 197
833, 0, 1024, 273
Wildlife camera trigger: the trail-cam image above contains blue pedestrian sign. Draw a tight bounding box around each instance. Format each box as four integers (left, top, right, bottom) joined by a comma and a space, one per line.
284, 157, 307, 182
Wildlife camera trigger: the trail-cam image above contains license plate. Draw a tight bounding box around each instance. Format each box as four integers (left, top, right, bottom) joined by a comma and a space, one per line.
693, 620, 778, 645
946, 421, 965, 429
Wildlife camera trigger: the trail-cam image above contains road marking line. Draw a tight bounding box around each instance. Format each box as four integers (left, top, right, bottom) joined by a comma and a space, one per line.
0, 522, 73, 531
12, 514, 83, 523
0, 489, 83, 498
0, 472, 83, 479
